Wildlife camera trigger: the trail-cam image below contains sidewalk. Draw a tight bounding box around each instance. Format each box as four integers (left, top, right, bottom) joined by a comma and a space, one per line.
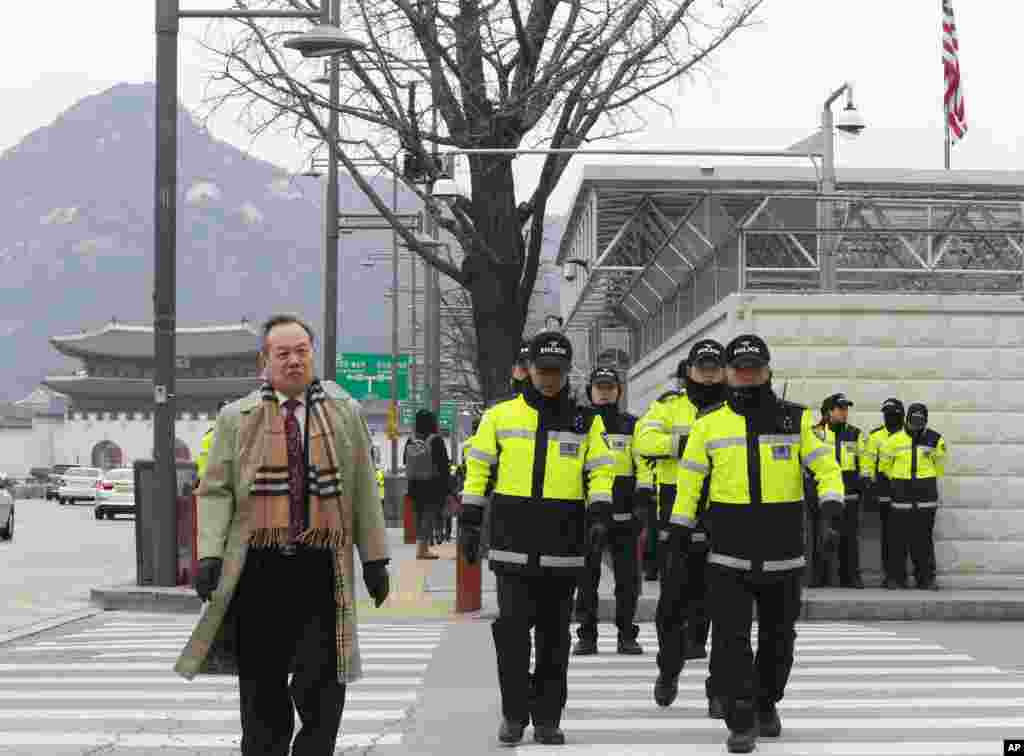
91, 528, 1024, 620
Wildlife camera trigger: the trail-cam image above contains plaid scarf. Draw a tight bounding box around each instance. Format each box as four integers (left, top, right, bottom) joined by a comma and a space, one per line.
247, 380, 346, 550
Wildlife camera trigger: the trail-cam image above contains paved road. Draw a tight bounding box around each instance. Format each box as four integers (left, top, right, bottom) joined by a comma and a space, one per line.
0, 611, 444, 754
5, 615, 1022, 754
0, 498, 135, 634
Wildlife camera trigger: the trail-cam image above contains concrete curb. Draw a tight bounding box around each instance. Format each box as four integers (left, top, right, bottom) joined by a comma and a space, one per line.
91, 585, 201, 613
0, 608, 103, 647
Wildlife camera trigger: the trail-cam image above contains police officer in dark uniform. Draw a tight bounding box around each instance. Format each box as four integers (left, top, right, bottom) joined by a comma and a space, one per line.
866, 398, 905, 588
459, 331, 614, 746
670, 335, 843, 753
573, 366, 644, 657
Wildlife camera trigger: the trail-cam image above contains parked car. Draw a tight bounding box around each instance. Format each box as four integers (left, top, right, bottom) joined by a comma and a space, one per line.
45, 464, 76, 501
0, 475, 14, 540
58, 467, 104, 505
94, 468, 135, 520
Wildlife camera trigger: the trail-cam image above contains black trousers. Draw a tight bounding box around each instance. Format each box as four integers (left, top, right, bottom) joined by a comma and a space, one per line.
807, 501, 842, 586
493, 572, 577, 727
575, 521, 640, 639
838, 495, 862, 584
707, 565, 802, 732
235, 548, 346, 756
887, 506, 937, 585
654, 538, 710, 678
877, 497, 891, 579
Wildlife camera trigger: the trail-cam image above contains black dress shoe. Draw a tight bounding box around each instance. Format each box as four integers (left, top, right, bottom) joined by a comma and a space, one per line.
498, 718, 525, 745
572, 637, 598, 656
726, 728, 758, 754
918, 580, 940, 591
845, 576, 865, 589
758, 704, 782, 737
654, 673, 679, 707
533, 724, 566, 745
617, 636, 643, 655
643, 568, 659, 582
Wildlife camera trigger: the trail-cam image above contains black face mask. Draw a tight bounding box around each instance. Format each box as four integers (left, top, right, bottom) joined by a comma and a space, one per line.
510, 377, 530, 396
594, 403, 619, 429
829, 420, 847, 434
883, 412, 904, 433
727, 381, 775, 414
685, 377, 726, 409
906, 416, 927, 435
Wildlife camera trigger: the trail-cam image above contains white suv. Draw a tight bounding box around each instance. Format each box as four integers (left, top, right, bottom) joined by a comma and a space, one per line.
58, 467, 104, 505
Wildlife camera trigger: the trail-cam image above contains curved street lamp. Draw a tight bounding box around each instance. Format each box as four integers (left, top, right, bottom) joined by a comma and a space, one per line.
283, 24, 367, 57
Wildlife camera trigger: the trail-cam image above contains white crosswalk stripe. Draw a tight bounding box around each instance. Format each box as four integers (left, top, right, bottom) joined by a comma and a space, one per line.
518, 622, 1019, 755
0, 613, 448, 753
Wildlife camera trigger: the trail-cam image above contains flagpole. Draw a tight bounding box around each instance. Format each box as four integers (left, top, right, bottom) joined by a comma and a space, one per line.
945, 119, 951, 170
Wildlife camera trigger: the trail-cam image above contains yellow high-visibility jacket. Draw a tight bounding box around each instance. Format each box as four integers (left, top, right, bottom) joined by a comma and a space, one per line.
195, 426, 215, 481
865, 425, 900, 503
598, 409, 650, 525
878, 428, 946, 509
673, 399, 844, 574
462, 392, 614, 575
635, 389, 695, 489
813, 422, 868, 504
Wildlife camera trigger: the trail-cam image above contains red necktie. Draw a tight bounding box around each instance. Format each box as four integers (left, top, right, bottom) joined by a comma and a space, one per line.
282, 399, 305, 542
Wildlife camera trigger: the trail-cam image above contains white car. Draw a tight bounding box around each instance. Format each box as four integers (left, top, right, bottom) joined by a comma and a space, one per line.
0, 475, 13, 540
95, 468, 135, 520
58, 467, 104, 505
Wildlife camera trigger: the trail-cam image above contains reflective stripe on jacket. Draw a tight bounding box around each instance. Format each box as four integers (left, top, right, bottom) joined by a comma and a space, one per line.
672, 400, 844, 574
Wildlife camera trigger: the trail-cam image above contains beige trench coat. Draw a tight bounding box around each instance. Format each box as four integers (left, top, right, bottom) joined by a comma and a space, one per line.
174, 380, 390, 683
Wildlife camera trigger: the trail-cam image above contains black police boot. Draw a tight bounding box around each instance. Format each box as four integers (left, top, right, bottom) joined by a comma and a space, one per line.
572, 636, 598, 656
533, 724, 566, 745
708, 696, 727, 720
497, 718, 525, 746
726, 700, 758, 754
758, 703, 782, 737
843, 575, 865, 589
644, 566, 659, 582
653, 673, 679, 707
617, 626, 643, 655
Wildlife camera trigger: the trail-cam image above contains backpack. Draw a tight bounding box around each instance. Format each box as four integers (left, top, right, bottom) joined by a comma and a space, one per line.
406, 435, 439, 480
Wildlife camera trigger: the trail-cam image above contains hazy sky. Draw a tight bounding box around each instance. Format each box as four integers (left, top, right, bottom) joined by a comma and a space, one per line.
0, 1, 1017, 214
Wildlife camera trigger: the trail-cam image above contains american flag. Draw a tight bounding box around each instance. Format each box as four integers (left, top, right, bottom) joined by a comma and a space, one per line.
942, 0, 967, 142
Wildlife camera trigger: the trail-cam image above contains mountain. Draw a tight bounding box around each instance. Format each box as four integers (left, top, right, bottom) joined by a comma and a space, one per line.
0, 83, 562, 400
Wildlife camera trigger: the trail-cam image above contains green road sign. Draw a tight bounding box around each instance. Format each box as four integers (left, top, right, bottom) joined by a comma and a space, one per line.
399, 400, 457, 433
336, 352, 410, 401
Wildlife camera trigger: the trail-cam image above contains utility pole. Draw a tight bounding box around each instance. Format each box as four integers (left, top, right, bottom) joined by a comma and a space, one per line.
321, 0, 341, 378
153, 0, 179, 546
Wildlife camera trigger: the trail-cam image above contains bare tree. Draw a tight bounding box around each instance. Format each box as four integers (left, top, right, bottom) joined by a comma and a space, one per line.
199, 0, 763, 400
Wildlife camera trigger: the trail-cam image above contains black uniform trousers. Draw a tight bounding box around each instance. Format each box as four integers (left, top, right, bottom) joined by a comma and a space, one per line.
575, 519, 641, 639
493, 572, 577, 727
707, 564, 802, 732
886, 504, 937, 585
235, 547, 346, 756
838, 492, 862, 585
807, 499, 842, 587
655, 534, 712, 680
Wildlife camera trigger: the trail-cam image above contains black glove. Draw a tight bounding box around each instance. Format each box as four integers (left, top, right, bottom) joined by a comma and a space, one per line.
193, 557, 222, 602
658, 524, 690, 586
632, 489, 655, 522
458, 523, 482, 565
363, 561, 390, 608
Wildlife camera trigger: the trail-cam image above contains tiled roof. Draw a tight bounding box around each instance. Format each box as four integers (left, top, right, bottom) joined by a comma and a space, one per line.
41, 375, 263, 400
51, 321, 262, 359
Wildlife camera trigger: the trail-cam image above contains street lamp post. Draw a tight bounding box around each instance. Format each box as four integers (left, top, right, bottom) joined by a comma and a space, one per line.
818, 82, 866, 291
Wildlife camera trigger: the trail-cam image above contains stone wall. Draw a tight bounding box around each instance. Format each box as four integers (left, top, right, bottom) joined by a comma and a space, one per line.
628, 292, 1024, 589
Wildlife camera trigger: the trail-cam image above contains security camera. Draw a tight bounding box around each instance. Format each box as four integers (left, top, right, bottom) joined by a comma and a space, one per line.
563, 266, 577, 282
835, 102, 865, 137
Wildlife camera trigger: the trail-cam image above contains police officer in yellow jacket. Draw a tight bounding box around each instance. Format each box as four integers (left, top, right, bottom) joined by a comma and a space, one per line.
572, 366, 646, 656
459, 331, 615, 747
865, 398, 905, 588
648, 339, 727, 711
670, 335, 843, 754
878, 403, 946, 590
810, 393, 868, 588
635, 359, 694, 581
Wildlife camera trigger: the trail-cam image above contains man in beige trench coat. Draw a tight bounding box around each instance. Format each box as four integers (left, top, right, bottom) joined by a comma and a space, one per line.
175, 314, 391, 755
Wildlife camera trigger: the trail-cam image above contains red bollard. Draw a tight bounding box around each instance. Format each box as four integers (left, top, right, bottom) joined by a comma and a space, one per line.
403, 495, 417, 545
456, 549, 481, 613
